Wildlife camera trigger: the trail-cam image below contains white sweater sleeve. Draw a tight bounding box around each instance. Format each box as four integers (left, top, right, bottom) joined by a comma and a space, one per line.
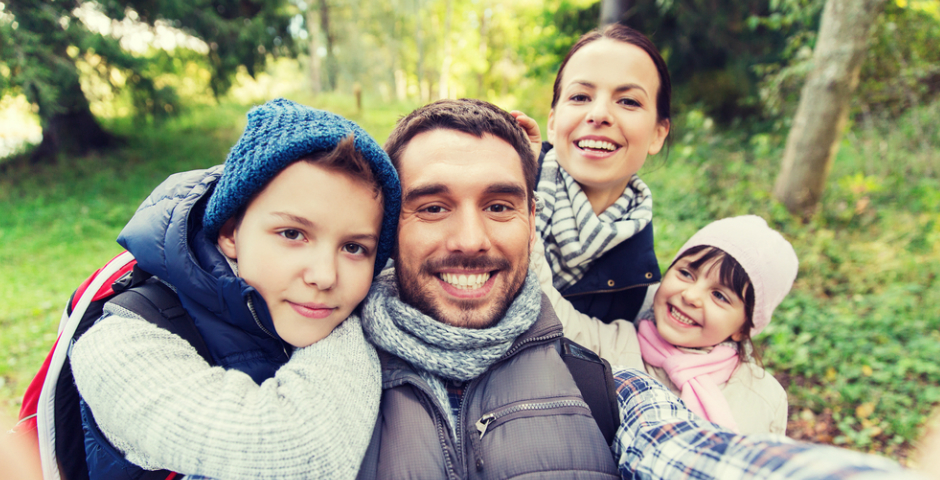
70, 306, 381, 480
530, 237, 645, 369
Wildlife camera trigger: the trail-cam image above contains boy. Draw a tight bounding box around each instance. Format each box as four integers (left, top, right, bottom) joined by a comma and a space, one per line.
70, 98, 400, 480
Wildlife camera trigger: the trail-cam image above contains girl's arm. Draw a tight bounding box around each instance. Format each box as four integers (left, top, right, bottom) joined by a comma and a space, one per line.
70, 305, 380, 480
530, 237, 645, 369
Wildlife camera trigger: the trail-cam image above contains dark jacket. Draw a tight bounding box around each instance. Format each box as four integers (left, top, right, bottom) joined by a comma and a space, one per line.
539, 142, 661, 323
83, 167, 291, 480
357, 296, 619, 480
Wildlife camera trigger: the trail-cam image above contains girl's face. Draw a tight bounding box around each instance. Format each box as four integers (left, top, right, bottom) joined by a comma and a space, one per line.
653, 250, 747, 348
548, 38, 669, 211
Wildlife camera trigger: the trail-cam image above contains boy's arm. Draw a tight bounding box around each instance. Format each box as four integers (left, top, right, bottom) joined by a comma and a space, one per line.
612, 368, 921, 479
531, 237, 645, 369
71, 307, 380, 480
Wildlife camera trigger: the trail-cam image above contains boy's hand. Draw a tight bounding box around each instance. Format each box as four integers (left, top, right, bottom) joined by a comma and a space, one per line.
510, 110, 543, 160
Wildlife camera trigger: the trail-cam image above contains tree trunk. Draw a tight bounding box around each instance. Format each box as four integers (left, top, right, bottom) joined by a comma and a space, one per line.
600, 0, 631, 27
306, 7, 322, 94
318, 0, 337, 91
773, 0, 888, 219
31, 71, 113, 163
438, 0, 453, 100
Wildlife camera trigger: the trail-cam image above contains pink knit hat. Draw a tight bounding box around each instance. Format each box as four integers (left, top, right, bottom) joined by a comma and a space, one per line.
673, 215, 798, 335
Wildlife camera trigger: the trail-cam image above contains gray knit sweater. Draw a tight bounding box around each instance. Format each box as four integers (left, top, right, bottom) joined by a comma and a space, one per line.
70, 304, 381, 480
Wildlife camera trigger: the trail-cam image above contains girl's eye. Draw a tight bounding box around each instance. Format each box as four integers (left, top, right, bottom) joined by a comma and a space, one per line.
712, 291, 730, 304
678, 268, 693, 279
280, 229, 305, 241
343, 243, 367, 256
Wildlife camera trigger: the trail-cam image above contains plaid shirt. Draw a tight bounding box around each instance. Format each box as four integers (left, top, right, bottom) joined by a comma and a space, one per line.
612, 368, 923, 479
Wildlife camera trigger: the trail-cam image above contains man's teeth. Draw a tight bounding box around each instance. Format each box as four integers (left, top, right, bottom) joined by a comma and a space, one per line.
578, 139, 616, 151
670, 306, 697, 326
440, 272, 491, 290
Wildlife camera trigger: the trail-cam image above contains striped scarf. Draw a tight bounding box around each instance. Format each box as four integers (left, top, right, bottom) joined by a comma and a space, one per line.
536, 148, 653, 291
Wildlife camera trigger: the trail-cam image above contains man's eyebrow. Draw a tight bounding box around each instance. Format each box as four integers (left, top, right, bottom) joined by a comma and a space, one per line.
485, 183, 527, 200
403, 183, 449, 204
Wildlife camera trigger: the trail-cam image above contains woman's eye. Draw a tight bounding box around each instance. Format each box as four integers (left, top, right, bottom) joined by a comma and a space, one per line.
569, 93, 590, 102
343, 243, 366, 255
619, 98, 641, 108
280, 229, 304, 241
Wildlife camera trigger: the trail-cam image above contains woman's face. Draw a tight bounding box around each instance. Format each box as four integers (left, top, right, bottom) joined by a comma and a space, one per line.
548, 39, 669, 210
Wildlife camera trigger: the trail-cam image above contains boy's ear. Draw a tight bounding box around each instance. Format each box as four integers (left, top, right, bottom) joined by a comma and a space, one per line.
217, 218, 238, 260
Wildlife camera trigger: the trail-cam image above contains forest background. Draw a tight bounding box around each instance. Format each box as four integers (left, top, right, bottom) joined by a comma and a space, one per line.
1, 0, 939, 467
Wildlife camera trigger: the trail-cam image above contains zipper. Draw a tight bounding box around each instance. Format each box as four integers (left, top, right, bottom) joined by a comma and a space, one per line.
500, 331, 562, 360
246, 294, 290, 358
562, 281, 656, 299
475, 399, 591, 439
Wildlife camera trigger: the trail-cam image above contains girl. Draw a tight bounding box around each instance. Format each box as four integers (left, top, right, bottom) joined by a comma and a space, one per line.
533, 215, 798, 434
515, 23, 671, 327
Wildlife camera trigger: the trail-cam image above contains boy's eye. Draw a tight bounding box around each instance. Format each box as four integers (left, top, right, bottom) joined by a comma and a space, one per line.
343, 243, 367, 255
279, 229, 305, 241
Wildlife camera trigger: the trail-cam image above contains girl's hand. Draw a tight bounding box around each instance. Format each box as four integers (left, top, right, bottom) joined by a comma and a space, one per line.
510, 110, 543, 160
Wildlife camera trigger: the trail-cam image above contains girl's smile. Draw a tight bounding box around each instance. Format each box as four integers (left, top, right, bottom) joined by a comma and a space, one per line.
653, 251, 748, 349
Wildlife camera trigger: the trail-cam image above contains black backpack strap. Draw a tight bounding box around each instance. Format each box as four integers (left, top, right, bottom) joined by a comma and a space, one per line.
109, 273, 212, 364
557, 337, 620, 446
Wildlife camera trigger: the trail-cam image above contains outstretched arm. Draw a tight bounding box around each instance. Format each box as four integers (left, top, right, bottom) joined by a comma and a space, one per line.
71, 307, 380, 480
612, 368, 923, 479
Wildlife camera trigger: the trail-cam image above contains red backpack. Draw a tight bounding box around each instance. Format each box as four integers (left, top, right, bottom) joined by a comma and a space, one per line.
15, 251, 208, 480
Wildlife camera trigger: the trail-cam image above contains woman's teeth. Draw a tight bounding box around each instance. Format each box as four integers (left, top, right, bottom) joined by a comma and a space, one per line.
671, 306, 698, 326
440, 272, 490, 290
577, 139, 616, 151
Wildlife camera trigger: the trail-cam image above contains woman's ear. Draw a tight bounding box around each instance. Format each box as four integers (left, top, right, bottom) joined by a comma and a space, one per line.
647, 119, 671, 156
217, 217, 238, 260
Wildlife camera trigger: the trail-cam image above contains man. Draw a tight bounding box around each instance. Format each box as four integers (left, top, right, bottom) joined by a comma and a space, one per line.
357, 98, 916, 479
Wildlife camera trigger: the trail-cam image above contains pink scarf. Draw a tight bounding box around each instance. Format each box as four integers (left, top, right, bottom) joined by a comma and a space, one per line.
636, 319, 741, 432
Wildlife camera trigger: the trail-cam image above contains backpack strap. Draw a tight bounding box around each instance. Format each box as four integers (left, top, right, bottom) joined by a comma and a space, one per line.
557, 337, 620, 446
108, 272, 212, 363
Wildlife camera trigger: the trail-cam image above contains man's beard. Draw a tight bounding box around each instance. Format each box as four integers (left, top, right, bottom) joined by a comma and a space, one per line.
395, 252, 529, 329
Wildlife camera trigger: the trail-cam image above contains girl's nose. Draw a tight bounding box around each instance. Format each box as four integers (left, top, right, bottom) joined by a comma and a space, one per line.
681, 285, 704, 307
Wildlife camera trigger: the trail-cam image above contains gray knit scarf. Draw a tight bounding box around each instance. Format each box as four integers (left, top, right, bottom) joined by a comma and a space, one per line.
361, 269, 542, 433
536, 148, 653, 291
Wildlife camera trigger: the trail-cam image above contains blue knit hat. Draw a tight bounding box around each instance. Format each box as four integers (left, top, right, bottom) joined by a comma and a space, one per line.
203, 98, 401, 276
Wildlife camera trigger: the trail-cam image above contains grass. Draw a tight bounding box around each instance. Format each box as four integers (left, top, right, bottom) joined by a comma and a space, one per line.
1, 92, 938, 466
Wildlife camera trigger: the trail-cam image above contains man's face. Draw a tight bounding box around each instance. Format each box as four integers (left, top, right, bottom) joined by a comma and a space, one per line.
394, 129, 536, 329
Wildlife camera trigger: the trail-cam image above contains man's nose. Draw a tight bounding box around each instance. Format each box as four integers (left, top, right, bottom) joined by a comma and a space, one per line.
446, 208, 492, 254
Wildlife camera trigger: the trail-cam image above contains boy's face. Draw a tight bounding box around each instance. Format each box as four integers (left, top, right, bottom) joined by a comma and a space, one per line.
653, 250, 747, 349
218, 161, 383, 348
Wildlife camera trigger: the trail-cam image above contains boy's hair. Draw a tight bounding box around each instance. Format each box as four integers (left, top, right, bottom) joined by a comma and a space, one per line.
670, 245, 758, 358
383, 98, 538, 204
230, 134, 381, 229
203, 98, 401, 277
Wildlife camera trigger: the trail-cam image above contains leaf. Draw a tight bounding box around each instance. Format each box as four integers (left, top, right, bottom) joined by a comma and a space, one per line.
856, 402, 876, 419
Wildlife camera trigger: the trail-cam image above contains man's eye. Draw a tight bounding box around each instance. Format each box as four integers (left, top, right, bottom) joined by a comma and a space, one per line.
280, 229, 304, 241
422, 205, 445, 214
486, 204, 512, 213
